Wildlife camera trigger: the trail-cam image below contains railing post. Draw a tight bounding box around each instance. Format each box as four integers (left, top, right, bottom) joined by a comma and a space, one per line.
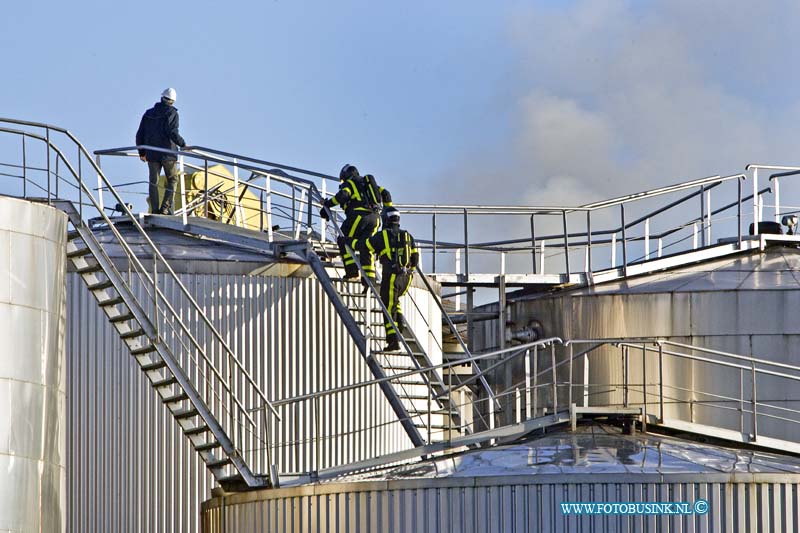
620, 204, 628, 276
530, 214, 537, 274
179, 155, 187, 226
739, 368, 744, 435
152, 252, 158, 336
658, 343, 664, 422
427, 369, 432, 443
532, 345, 539, 417
568, 344, 574, 409
700, 185, 706, 247
658, 238, 663, 258
562, 210, 570, 279
551, 344, 557, 414
203, 159, 209, 218
706, 188, 712, 245
432, 213, 437, 273
320, 179, 327, 243
45, 127, 51, 204
314, 395, 321, 474
463, 208, 470, 279
611, 234, 617, 268
644, 218, 650, 260
539, 240, 546, 274
454, 248, 461, 311
623, 345, 629, 407
233, 158, 243, 227
773, 177, 781, 223
21, 136, 27, 198
751, 359, 758, 440
266, 175, 274, 242
692, 222, 699, 249
641, 343, 647, 433
737, 177, 743, 248
96, 153, 103, 214
292, 186, 297, 237
77, 149, 82, 219
586, 211, 592, 273
752, 167, 759, 235
524, 349, 531, 420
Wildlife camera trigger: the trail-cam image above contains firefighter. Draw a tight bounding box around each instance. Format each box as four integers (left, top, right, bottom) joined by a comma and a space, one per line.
319, 164, 393, 281
355, 207, 419, 352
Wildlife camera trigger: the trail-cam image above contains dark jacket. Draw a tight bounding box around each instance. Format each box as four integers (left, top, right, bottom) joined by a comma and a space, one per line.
136, 101, 186, 161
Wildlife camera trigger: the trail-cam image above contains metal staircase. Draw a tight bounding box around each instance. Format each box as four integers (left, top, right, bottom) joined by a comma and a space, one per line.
0, 119, 279, 489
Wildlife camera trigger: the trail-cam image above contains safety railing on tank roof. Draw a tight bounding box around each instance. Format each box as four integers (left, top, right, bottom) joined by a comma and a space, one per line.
254, 334, 800, 483
0, 118, 281, 474
395, 172, 767, 283
95, 144, 499, 428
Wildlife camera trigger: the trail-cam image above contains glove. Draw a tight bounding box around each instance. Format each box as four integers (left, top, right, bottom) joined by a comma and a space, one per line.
319, 206, 330, 220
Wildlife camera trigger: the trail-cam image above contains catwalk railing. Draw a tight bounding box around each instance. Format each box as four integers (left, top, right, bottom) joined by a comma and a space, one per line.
257, 335, 800, 484
95, 145, 496, 403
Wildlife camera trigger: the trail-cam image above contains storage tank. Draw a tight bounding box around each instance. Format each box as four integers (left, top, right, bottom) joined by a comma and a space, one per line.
200, 423, 800, 532
65, 221, 443, 533
479, 245, 800, 443
0, 197, 67, 532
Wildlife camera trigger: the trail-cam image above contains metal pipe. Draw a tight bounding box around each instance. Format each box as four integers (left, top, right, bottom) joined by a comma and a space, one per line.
642, 343, 647, 433
45, 127, 51, 203
751, 359, 758, 440
551, 344, 557, 414
753, 167, 759, 235
700, 185, 706, 247
204, 159, 209, 218
21, 136, 26, 198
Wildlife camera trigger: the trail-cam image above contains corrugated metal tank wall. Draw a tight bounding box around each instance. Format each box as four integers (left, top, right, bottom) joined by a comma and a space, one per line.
474, 252, 800, 442
0, 198, 67, 533
66, 272, 437, 533
199, 475, 800, 532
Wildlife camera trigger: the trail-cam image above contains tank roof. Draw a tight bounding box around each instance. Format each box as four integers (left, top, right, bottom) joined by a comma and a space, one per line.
335, 424, 800, 482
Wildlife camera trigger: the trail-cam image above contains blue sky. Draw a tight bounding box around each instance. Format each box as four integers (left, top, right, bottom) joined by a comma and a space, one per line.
3, 0, 800, 210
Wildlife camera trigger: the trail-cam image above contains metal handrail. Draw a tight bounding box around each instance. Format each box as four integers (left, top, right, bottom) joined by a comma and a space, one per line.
0, 119, 282, 428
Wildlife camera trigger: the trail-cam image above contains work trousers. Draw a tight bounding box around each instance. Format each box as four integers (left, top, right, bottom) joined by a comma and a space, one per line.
380, 267, 412, 343
338, 211, 380, 278
148, 159, 179, 214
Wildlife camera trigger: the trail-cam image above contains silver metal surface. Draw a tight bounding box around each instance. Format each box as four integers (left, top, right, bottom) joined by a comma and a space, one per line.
0, 197, 67, 533
201, 426, 800, 532
66, 271, 441, 533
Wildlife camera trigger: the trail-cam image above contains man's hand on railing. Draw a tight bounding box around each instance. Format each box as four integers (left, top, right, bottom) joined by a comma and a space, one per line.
319, 206, 330, 220
139, 155, 146, 162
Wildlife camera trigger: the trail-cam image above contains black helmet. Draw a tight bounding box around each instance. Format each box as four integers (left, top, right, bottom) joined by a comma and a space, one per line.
339, 164, 359, 181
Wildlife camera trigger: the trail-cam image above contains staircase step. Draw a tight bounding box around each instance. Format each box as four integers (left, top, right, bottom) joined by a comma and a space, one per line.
173, 408, 199, 420
162, 392, 189, 404
87, 279, 114, 291
76, 264, 103, 275
66, 247, 92, 258
109, 312, 134, 324
185, 424, 210, 437
206, 457, 232, 470
130, 344, 156, 356
152, 376, 178, 388
98, 296, 124, 307
120, 328, 144, 340
195, 441, 221, 453
141, 360, 167, 372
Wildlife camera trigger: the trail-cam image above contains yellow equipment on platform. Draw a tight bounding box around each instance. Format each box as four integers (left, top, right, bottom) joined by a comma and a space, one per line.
149, 164, 265, 229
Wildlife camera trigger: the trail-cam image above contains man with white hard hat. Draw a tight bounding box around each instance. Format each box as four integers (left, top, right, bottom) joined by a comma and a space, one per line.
136, 87, 187, 214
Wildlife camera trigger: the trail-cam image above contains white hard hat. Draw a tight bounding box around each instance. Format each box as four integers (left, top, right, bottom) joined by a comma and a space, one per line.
161, 87, 177, 102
